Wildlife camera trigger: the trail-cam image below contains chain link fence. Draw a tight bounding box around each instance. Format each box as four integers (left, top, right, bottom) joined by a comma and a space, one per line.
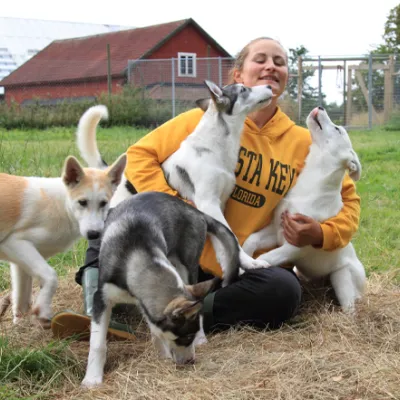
2, 54, 400, 130
127, 55, 400, 129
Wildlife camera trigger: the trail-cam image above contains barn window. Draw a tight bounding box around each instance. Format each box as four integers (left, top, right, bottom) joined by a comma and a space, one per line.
178, 52, 196, 77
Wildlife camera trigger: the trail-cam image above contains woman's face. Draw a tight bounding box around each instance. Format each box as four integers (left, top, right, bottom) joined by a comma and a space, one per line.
233, 39, 288, 98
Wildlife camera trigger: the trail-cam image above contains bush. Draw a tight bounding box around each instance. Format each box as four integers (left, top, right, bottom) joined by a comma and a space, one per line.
0, 86, 191, 130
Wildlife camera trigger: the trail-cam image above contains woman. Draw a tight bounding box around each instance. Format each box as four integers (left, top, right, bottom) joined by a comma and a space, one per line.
52, 37, 360, 339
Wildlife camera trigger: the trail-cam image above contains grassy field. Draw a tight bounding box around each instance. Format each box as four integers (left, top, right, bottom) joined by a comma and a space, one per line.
0, 125, 399, 399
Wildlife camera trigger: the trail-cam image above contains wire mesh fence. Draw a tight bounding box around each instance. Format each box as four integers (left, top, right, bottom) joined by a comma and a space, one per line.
1, 54, 400, 130
127, 55, 400, 129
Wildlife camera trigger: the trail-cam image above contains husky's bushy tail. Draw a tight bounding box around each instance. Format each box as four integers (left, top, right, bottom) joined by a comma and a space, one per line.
76, 105, 109, 169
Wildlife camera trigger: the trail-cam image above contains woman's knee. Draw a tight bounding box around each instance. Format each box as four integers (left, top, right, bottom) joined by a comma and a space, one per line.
207, 266, 302, 332
238, 267, 302, 326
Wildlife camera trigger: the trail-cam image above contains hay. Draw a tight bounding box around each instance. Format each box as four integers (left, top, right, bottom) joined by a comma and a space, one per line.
1, 271, 399, 400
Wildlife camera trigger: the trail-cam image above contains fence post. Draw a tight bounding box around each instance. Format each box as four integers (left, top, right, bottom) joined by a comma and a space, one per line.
107, 43, 112, 97
297, 56, 303, 124
343, 60, 347, 125
218, 57, 222, 87
318, 56, 322, 106
127, 60, 132, 84
346, 67, 353, 126
207, 46, 211, 80
384, 55, 394, 123
368, 53, 373, 130
171, 58, 176, 118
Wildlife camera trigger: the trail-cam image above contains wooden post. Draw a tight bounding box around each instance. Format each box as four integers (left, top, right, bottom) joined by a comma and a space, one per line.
384, 55, 394, 123
346, 67, 353, 126
297, 56, 303, 124
355, 69, 379, 123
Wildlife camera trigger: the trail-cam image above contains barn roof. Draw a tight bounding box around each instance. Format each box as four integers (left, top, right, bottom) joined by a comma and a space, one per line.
0, 18, 231, 86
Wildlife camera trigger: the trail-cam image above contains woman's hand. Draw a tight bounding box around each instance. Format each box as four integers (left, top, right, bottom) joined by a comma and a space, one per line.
281, 211, 323, 248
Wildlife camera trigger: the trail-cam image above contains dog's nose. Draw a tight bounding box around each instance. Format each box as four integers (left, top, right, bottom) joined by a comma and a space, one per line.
266, 85, 272, 90
318, 106, 324, 111
87, 230, 100, 240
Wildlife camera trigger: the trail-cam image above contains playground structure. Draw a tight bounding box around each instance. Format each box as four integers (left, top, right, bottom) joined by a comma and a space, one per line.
297, 55, 397, 129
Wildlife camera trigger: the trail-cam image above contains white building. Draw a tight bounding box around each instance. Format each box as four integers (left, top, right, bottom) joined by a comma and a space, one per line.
0, 17, 132, 94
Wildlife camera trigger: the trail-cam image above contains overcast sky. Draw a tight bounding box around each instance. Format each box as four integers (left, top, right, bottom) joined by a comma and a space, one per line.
1, 0, 399, 103
2, 0, 398, 56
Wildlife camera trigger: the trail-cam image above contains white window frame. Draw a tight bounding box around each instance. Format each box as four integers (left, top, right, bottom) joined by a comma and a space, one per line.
178, 52, 196, 77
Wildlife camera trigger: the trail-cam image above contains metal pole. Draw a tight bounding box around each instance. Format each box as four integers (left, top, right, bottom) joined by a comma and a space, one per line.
107, 44, 112, 97
343, 60, 346, 125
368, 53, 373, 129
207, 45, 211, 81
218, 57, 222, 87
318, 56, 322, 106
127, 60, 131, 84
171, 58, 176, 118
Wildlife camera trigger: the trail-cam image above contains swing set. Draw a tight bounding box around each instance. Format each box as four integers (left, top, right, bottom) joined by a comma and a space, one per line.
296, 55, 396, 129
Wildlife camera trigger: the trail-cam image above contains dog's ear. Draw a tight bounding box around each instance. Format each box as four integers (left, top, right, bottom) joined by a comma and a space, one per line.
195, 98, 211, 112
62, 156, 85, 187
186, 277, 220, 300
204, 80, 228, 109
346, 150, 362, 181
164, 297, 203, 322
172, 300, 203, 321
106, 154, 127, 188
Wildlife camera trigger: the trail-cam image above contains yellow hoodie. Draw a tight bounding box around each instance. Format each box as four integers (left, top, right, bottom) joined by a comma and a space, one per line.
126, 107, 361, 277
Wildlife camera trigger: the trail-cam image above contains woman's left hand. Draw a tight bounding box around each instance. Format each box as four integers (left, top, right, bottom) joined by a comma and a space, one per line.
281, 211, 323, 248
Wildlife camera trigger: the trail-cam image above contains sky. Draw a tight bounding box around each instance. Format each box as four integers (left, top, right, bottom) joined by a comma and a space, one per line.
1, 0, 399, 103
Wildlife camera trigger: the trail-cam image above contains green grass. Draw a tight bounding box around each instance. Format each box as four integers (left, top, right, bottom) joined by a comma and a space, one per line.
349, 129, 400, 276
0, 337, 81, 399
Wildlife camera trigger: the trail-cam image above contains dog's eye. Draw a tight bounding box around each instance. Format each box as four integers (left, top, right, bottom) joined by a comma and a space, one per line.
335, 127, 342, 134
99, 200, 108, 208
174, 334, 196, 346
78, 199, 88, 207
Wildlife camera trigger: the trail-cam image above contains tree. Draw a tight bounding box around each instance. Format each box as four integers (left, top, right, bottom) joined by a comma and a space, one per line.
376, 4, 400, 53
347, 5, 400, 115
287, 45, 319, 102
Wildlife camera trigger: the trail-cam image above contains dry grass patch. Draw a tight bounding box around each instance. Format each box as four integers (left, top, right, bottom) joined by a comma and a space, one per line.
1, 271, 399, 400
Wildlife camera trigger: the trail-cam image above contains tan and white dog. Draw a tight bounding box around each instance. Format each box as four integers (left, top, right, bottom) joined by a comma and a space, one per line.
0, 154, 126, 327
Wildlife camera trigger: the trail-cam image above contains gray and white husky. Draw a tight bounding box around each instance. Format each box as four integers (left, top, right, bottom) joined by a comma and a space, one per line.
76, 80, 274, 276
82, 191, 242, 388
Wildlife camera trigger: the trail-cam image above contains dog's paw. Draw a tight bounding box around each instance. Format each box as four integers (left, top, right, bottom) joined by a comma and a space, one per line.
81, 376, 103, 389
32, 305, 53, 325
249, 258, 271, 270
194, 334, 208, 346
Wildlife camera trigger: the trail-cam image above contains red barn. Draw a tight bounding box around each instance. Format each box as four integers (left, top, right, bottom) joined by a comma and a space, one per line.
0, 18, 232, 105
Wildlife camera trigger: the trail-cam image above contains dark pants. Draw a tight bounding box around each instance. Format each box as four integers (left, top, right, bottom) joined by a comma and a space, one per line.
199, 266, 302, 333
78, 239, 302, 333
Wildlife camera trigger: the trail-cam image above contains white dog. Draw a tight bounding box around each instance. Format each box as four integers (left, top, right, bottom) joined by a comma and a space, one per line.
77, 80, 274, 276
0, 154, 126, 327
242, 107, 366, 313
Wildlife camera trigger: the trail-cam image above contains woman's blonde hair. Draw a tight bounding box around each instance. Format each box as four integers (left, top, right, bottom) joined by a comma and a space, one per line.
227, 37, 288, 84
